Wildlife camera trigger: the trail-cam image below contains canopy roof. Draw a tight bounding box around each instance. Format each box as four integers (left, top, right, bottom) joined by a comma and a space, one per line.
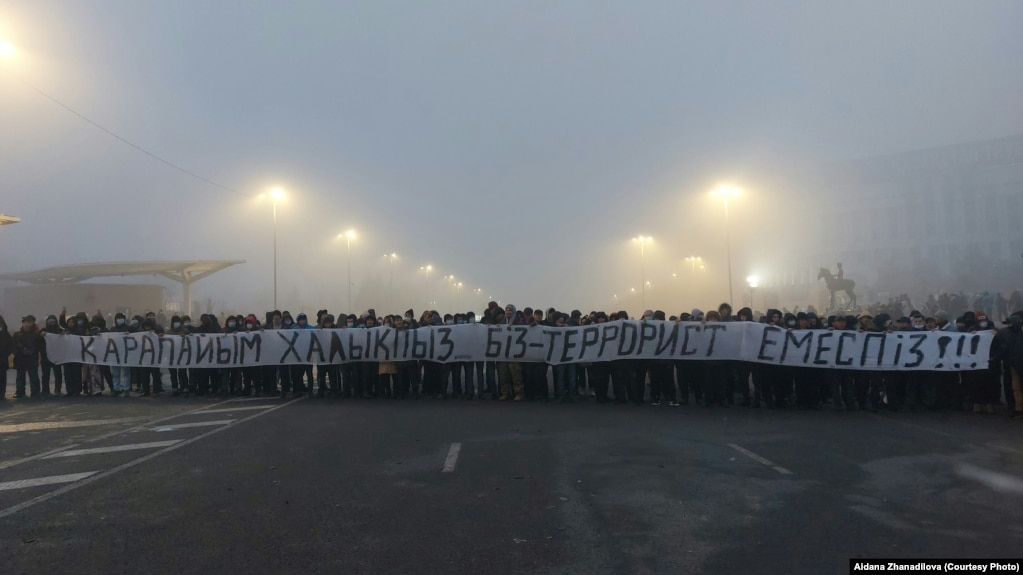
0, 260, 244, 285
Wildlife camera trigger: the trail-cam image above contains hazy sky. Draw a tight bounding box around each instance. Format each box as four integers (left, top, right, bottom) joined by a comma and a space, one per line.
2, 0, 1021, 315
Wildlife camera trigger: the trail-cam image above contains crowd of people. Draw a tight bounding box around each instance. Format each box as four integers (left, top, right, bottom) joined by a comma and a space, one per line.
2, 301, 1023, 420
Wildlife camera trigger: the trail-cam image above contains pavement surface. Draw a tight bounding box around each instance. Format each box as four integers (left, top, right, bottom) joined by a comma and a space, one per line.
1, 387, 1022, 575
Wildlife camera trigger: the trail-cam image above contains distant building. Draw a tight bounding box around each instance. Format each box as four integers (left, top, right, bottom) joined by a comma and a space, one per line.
766, 134, 1023, 308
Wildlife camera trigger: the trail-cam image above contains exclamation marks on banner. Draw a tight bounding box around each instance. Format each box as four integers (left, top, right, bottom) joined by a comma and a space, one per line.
934, 334, 983, 369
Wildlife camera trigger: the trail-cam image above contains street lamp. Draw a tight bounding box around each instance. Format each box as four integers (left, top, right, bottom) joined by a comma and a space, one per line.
338, 230, 356, 311
632, 236, 652, 309
420, 265, 433, 308
444, 275, 457, 311
685, 256, 703, 273
711, 185, 741, 305
384, 253, 397, 312
746, 275, 759, 311
258, 188, 286, 309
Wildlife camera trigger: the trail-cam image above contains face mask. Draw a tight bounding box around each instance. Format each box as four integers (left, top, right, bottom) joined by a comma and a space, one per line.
130, 320, 139, 327
445, 320, 453, 325
912, 321, 924, 329
116, 318, 126, 326
172, 322, 182, 329
468, 317, 476, 324
228, 321, 237, 328
246, 323, 255, 330
283, 320, 292, 326
347, 322, 354, 328
787, 321, 796, 327
405, 316, 413, 321
184, 322, 192, 328
979, 321, 989, 329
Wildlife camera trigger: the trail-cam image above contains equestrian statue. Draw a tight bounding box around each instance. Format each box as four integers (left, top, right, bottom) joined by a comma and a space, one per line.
817, 263, 857, 311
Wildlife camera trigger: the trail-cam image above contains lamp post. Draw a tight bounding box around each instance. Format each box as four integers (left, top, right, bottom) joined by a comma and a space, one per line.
259, 188, 286, 310
443, 275, 456, 311
385, 253, 397, 312
747, 275, 759, 311
420, 265, 433, 309
711, 186, 740, 305
338, 230, 356, 311
633, 236, 652, 309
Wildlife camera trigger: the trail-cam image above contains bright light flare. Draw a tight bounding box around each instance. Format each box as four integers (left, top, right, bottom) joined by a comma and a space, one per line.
746, 275, 759, 288
259, 188, 286, 201
712, 185, 741, 198
0, 42, 14, 58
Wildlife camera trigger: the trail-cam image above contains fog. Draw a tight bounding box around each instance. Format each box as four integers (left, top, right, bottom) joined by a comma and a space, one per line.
2, 1, 1021, 317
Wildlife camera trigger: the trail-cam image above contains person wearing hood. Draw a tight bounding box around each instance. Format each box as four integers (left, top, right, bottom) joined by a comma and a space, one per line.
127, 315, 146, 393
289, 312, 314, 397
102, 312, 131, 396
313, 314, 338, 398
11, 315, 44, 398
137, 319, 164, 397
421, 311, 446, 399
236, 314, 265, 396
82, 314, 111, 396
40, 314, 65, 396
966, 312, 1000, 415
164, 315, 191, 397
732, 307, 756, 406
495, 305, 525, 401
59, 310, 88, 397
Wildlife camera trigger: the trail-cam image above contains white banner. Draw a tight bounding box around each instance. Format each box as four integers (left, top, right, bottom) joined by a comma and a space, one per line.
42, 322, 993, 371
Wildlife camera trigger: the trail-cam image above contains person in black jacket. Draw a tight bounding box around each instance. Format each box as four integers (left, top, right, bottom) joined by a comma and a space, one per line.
1002, 313, 1023, 420
40, 315, 64, 396
0, 315, 13, 400
13, 315, 45, 398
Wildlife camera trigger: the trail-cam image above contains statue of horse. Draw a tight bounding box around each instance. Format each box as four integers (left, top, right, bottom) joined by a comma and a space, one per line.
817, 267, 857, 310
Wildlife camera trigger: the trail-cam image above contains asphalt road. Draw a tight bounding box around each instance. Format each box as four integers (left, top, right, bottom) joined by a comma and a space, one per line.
1, 389, 1022, 575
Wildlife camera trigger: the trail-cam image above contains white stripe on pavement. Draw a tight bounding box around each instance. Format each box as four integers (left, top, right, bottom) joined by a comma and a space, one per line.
190, 406, 274, 415
43, 440, 182, 458
0, 398, 240, 471
150, 420, 234, 431
0, 397, 304, 519
442, 442, 462, 473
228, 396, 284, 402
0, 472, 100, 492
728, 443, 793, 475
0, 417, 150, 434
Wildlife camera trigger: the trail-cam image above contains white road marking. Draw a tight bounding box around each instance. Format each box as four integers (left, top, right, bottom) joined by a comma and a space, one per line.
0, 397, 304, 519
442, 442, 462, 473
43, 440, 182, 458
0, 398, 239, 470
0, 417, 150, 434
150, 420, 235, 431
0, 472, 100, 492
957, 464, 1023, 495
190, 405, 273, 414
728, 443, 793, 475
228, 396, 282, 402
